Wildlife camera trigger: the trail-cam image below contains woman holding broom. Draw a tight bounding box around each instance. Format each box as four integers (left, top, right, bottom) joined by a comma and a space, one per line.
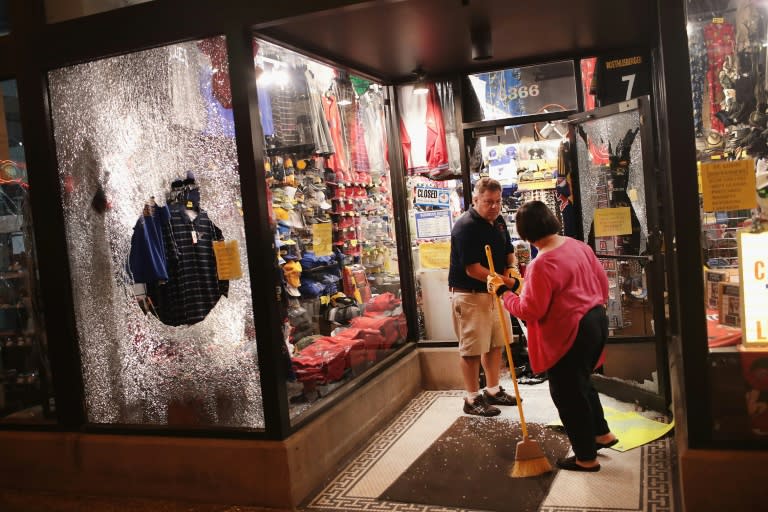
487, 200, 618, 472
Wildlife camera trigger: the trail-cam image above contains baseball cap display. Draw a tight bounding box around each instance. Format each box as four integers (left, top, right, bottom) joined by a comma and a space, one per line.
314, 191, 332, 210
283, 260, 303, 297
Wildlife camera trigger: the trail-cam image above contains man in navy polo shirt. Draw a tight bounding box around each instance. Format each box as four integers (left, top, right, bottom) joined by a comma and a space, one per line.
449, 177, 520, 416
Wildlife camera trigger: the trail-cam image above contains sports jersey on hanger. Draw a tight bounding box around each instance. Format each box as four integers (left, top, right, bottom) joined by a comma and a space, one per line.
688, 23, 707, 136
703, 21, 735, 133
323, 93, 349, 173
398, 83, 448, 176
581, 57, 597, 112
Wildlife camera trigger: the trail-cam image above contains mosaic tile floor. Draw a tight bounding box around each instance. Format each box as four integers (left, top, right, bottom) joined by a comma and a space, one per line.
305, 385, 678, 512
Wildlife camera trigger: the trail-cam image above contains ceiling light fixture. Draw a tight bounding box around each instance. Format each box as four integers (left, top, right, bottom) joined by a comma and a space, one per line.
539, 122, 556, 138
336, 71, 355, 106
412, 67, 429, 95
470, 22, 492, 61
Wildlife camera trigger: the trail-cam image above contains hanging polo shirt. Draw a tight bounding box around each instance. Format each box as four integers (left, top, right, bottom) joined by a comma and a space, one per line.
149, 203, 229, 326
448, 206, 513, 291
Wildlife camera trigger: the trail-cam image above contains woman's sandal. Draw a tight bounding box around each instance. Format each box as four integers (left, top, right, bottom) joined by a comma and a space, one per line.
556, 455, 601, 472
596, 438, 619, 450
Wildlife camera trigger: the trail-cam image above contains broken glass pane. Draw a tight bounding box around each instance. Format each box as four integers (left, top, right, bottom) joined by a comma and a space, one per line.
48, 37, 264, 428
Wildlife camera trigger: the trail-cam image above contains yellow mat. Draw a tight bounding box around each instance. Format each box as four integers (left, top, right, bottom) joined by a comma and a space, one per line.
547, 406, 674, 452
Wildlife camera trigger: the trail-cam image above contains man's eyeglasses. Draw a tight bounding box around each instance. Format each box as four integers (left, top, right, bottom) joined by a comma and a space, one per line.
479, 200, 502, 207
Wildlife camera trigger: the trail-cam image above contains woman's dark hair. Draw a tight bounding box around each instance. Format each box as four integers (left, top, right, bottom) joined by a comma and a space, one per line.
515, 200, 561, 242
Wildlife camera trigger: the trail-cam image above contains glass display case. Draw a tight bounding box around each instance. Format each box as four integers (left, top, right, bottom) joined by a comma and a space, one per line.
254, 40, 407, 421
685, 0, 768, 441
397, 80, 462, 341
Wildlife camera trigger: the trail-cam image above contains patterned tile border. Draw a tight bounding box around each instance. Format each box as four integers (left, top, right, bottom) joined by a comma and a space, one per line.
539, 437, 675, 512
305, 391, 676, 512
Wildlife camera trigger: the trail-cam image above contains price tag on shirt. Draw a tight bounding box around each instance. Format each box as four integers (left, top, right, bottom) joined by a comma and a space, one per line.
191, 230, 198, 244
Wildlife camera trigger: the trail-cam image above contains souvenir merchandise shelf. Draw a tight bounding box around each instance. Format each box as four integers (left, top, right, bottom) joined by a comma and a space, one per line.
700, 203, 752, 268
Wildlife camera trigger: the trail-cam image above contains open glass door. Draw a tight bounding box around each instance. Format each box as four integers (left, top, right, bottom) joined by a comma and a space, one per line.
568, 96, 669, 409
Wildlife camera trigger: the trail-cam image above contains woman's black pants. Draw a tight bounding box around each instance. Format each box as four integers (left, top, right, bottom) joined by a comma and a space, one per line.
547, 305, 610, 461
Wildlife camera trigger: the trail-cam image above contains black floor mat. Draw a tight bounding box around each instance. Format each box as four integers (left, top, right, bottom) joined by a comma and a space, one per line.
380, 416, 570, 512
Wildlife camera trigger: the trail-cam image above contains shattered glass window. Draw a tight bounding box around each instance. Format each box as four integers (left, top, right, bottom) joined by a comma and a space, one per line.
48, 37, 264, 429
574, 108, 655, 341
575, 110, 649, 255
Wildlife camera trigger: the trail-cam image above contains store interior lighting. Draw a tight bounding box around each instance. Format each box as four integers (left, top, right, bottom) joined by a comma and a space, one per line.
412, 67, 429, 95
539, 122, 556, 138
336, 72, 355, 105
255, 56, 290, 87
470, 23, 492, 61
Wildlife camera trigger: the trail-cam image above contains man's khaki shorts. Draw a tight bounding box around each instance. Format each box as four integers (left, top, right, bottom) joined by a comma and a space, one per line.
450, 291, 513, 357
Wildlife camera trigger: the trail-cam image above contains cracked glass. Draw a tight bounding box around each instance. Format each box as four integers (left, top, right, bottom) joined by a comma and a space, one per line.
48, 37, 264, 428
574, 108, 654, 340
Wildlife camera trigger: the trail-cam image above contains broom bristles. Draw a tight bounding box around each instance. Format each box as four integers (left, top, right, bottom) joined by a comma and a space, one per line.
509, 439, 553, 478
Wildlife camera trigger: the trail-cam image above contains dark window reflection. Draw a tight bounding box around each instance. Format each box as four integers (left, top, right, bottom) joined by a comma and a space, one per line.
0, 80, 54, 423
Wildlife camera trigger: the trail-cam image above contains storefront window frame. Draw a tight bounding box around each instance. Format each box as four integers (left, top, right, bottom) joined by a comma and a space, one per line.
1, 0, 763, 450
1, 2, 426, 440
676, 0, 768, 449
0, 77, 58, 426
651, 0, 768, 451
248, 36, 421, 431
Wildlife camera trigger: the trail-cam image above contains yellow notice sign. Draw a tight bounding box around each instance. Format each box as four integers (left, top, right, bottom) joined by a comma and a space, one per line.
312, 222, 333, 256
212, 240, 243, 280
696, 161, 702, 193
419, 241, 451, 269
594, 207, 632, 237
739, 231, 768, 346
701, 160, 756, 212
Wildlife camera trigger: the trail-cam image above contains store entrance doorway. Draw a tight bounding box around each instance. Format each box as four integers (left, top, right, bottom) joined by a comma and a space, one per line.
568, 96, 670, 410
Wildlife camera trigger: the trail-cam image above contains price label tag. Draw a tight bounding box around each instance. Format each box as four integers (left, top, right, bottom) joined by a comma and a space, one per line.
212, 240, 243, 280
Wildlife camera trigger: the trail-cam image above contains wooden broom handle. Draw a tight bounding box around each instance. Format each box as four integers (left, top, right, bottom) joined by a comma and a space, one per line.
485, 244, 529, 439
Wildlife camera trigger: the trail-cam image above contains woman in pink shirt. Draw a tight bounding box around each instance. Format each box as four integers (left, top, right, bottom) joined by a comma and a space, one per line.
488, 201, 618, 472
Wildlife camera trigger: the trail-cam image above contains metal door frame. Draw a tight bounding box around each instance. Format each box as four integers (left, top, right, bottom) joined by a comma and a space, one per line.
568, 96, 670, 408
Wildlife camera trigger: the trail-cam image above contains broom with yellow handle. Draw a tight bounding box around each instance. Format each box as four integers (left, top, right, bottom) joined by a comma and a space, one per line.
485, 244, 552, 478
